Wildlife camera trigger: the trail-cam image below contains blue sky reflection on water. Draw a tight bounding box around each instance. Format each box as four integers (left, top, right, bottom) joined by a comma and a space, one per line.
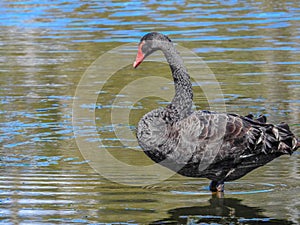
1, 0, 299, 43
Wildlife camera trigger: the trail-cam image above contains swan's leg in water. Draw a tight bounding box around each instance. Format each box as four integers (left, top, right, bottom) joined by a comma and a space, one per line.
209, 181, 225, 192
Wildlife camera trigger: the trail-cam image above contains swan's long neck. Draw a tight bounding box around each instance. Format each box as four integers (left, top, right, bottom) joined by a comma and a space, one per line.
161, 43, 193, 119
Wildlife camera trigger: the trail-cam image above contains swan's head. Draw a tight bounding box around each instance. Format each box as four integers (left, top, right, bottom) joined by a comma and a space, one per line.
133, 32, 172, 68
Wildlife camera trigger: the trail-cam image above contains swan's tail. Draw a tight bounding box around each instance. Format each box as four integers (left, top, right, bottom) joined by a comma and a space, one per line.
244, 115, 299, 155
274, 122, 299, 155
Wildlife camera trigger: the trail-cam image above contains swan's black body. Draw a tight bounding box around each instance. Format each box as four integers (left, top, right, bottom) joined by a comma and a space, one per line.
133, 32, 300, 192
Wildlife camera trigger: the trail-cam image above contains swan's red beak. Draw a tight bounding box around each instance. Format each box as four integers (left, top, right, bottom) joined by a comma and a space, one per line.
133, 43, 145, 68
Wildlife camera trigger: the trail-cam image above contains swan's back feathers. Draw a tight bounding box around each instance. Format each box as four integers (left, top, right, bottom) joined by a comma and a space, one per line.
194, 111, 299, 155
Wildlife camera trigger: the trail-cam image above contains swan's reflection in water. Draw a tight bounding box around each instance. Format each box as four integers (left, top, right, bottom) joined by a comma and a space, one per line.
152, 196, 295, 225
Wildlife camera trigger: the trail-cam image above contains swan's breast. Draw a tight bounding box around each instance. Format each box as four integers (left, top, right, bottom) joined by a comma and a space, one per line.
137, 108, 169, 151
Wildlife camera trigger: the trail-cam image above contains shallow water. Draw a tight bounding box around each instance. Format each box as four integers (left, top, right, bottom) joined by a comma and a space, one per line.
1, 0, 299, 224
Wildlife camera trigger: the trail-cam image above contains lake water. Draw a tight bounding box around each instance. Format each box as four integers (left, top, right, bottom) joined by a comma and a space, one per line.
0, 0, 299, 224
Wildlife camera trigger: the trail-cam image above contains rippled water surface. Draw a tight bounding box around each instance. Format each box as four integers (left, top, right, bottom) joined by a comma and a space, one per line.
1, 0, 300, 224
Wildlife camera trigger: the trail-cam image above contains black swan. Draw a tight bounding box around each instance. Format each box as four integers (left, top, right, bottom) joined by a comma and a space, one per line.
133, 32, 300, 192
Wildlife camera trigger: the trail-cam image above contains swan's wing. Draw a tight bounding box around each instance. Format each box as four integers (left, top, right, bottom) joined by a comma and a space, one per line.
189, 111, 299, 156
223, 113, 299, 181
170, 111, 299, 180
